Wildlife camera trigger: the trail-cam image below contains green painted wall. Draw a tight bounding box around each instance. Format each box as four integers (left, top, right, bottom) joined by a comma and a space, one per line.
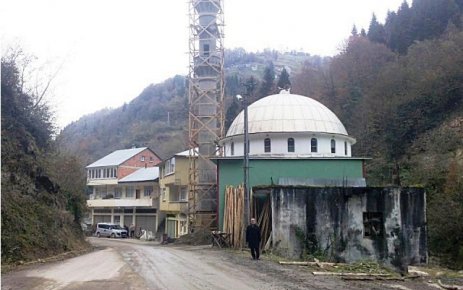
218, 158, 364, 229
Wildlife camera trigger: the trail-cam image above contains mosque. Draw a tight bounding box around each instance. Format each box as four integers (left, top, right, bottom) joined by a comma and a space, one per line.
215, 91, 427, 269
216, 91, 367, 229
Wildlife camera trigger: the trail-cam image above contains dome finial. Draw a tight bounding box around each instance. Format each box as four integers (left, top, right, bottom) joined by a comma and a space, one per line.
279, 88, 290, 94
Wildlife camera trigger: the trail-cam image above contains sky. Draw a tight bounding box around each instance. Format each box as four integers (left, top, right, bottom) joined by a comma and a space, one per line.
1, 0, 407, 128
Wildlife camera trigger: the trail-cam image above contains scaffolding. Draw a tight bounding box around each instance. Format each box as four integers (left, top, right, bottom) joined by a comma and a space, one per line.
188, 0, 225, 231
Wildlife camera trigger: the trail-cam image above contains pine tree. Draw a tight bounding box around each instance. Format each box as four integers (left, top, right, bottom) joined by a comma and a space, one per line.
360, 28, 367, 37
367, 14, 387, 44
351, 25, 358, 37
277, 68, 291, 91
258, 61, 275, 98
225, 98, 240, 130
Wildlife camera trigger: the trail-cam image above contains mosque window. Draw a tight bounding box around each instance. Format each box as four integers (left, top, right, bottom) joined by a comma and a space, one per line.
264, 138, 271, 153
231, 142, 234, 156
331, 139, 336, 153
344, 141, 348, 155
288, 138, 295, 152
311, 138, 317, 153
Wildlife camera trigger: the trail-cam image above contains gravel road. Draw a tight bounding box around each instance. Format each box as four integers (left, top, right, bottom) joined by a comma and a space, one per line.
1, 237, 450, 290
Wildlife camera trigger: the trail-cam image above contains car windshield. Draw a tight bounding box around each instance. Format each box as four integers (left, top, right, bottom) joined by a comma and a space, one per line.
111, 225, 122, 229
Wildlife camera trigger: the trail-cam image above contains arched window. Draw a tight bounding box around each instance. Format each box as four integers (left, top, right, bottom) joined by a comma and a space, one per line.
264, 138, 271, 153
344, 141, 348, 155
231, 142, 234, 156
331, 139, 336, 153
288, 138, 295, 152
311, 138, 317, 153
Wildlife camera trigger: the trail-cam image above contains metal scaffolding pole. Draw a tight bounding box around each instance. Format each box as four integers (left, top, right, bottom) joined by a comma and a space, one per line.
188, 0, 225, 232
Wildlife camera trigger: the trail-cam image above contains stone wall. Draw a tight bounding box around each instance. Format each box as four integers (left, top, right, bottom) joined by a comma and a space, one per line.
271, 187, 427, 270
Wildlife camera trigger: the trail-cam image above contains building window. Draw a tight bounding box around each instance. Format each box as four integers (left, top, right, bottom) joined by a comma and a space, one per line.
331, 139, 336, 154
203, 43, 210, 57
126, 186, 134, 198
144, 186, 153, 197
264, 138, 271, 153
231, 142, 234, 156
141, 156, 145, 162
311, 138, 317, 153
363, 212, 383, 238
288, 138, 295, 152
150, 156, 154, 162
161, 188, 166, 201
114, 187, 122, 199
180, 187, 188, 201
165, 158, 175, 175
344, 142, 348, 155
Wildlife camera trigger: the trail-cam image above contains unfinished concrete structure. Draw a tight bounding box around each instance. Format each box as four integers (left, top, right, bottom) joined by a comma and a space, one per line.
188, 0, 225, 230
271, 186, 427, 270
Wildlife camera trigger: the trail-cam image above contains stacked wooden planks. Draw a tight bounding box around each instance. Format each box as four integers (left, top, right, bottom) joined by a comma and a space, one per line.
255, 198, 271, 250
223, 185, 245, 248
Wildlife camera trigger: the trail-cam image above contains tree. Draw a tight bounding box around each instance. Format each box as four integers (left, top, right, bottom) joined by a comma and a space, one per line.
360, 28, 367, 37
225, 98, 240, 130
277, 67, 291, 91
258, 61, 275, 98
2, 48, 87, 264
367, 14, 387, 44
351, 25, 358, 37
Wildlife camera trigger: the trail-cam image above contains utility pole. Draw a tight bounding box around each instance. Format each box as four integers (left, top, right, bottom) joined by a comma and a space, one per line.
242, 78, 256, 227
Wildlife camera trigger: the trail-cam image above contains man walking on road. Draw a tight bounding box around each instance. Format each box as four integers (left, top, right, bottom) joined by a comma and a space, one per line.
246, 218, 261, 260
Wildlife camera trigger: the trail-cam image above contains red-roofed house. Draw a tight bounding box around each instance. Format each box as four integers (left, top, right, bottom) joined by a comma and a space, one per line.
86, 147, 163, 233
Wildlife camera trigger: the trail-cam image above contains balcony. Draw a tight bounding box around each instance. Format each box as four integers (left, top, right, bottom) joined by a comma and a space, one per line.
160, 200, 188, 213
87, 198, 155, 208
87, 178, 118, 186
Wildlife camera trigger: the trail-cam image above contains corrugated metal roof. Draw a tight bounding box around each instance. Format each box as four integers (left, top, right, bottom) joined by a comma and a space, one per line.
118, 167, 159, 183
226, 93, 348, 137
86, 147, 148, 168
175, 148, 198, 157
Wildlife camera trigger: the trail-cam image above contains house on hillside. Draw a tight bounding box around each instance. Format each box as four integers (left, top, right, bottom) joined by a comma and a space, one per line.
86, 147, 163, 233
159, 149, 192, 238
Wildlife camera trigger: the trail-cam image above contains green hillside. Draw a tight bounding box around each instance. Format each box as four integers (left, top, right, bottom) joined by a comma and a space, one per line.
56, 50, 316, 164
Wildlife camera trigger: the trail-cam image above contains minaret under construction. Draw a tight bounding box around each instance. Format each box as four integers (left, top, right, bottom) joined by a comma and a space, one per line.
187, 0, 224, 231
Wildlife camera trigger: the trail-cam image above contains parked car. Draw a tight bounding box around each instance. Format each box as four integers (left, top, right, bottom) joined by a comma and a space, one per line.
95, 223, 128, 238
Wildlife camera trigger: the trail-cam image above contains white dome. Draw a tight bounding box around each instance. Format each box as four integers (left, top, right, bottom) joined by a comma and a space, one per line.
226, 93, 348, 137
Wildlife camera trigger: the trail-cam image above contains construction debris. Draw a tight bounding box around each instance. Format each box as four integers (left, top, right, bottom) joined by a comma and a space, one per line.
253, 197, 271, 250
174, 228, 212, 246
408, 266, 430, 277
278, 261, 339, 267
437, 279, 463, 290
312, 272, 391, 277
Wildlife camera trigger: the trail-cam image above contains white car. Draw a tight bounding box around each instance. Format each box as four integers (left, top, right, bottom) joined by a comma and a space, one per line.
95, 223, 128, 238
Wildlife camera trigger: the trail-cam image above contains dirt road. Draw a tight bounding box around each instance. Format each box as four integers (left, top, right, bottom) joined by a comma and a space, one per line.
1, 237, 451, 290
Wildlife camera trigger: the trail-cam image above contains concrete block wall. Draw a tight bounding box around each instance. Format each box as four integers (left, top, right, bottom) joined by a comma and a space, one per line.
271, 187, 427, 270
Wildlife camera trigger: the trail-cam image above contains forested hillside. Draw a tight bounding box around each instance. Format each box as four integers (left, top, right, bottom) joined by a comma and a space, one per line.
291, 0, 463, 268
1, 51, 89, 265
57, 0, 463, 268
57, 50, 316, 164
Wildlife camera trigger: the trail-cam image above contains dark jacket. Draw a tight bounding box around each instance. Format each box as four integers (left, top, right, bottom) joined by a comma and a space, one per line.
246, 224, 261, 247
